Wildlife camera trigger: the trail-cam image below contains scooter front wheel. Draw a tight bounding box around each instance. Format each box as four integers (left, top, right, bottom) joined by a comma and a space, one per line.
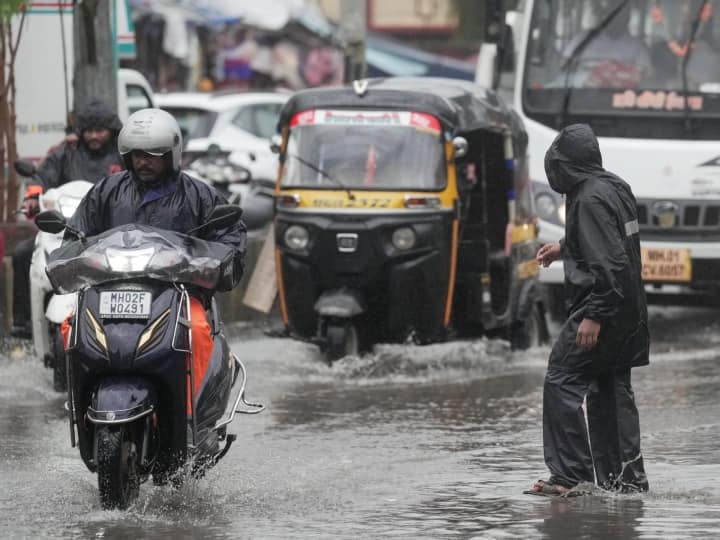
96, 425, 140, 510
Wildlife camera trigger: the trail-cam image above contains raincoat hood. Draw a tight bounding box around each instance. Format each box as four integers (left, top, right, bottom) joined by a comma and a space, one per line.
544, 123, 603, 194
76, 98, 123, 136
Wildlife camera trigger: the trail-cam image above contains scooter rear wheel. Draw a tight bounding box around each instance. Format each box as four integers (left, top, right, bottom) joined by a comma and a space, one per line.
51, 328, 66, 392
96, 425, 140, 510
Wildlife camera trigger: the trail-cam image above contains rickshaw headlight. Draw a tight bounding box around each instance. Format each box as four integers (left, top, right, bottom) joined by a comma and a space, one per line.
392, 227, 416, 250
284, 225, 309, 250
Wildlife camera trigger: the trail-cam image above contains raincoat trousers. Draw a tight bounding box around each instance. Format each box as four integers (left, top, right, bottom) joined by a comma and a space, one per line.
543, 124, 650, 491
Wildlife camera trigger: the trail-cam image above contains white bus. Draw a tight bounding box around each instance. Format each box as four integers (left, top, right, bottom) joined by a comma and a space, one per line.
478, 0, 720, 315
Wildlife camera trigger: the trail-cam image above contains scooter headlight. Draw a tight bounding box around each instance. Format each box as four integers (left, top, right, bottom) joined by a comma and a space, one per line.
392, 227, 416, 250
105, 247, 156, 272
284, 225, 309, 250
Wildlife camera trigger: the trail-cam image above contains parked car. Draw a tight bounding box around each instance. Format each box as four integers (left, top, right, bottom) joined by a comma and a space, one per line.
155, 91, 289, 184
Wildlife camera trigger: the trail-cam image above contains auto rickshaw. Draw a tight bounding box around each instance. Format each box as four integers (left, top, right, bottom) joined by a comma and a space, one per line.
271, 77, 547, 362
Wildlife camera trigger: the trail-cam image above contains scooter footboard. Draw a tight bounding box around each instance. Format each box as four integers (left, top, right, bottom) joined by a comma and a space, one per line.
87, 377, 157, 425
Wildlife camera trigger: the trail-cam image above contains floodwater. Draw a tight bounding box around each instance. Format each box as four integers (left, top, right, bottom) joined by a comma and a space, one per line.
1, 306, 719, 539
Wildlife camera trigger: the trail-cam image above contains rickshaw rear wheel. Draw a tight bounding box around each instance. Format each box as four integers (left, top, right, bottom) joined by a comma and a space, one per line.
510, 302, 548, 350
325, 322, 360, 364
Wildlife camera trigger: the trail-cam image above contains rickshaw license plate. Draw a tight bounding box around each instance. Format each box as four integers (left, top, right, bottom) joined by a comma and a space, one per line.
99, 291, 152, 319
641, 247, 691, 282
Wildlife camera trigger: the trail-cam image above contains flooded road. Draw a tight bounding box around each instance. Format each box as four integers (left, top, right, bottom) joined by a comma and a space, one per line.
1, 306, 720, 539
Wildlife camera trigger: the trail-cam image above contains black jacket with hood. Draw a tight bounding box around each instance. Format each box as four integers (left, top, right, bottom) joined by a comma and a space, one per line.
545, 124, 649, 373
64, 169, 247, 292
37, 98, 124, 190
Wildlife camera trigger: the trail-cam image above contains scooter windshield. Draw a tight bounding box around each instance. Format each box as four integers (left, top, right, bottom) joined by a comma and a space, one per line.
281, 109, 447, 191
46, 224, 236, 294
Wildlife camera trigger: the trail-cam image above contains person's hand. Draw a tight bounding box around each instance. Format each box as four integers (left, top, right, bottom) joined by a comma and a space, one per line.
576, 318, 601, 350
21, 197, 39, 218
536, 242, 561, 267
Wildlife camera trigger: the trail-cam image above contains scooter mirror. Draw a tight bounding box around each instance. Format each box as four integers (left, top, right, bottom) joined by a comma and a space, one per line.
35, 210, 67, 234
14, 159, 37, 178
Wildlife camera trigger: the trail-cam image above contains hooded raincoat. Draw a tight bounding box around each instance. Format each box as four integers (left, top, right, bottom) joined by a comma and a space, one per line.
545, 123, 649, 374
37, 98, 124, 189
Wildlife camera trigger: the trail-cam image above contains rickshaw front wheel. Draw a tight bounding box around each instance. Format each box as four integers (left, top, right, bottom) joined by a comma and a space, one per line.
510, 302, 548, 350
325, 321, 360, 364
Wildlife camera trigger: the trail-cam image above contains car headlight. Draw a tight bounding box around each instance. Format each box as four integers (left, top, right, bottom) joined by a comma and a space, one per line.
392, 227, 416, 250
189, 156, 250, 184
105, 247, 156, 272
532, 181, 565, 226
284, 225, 309, 250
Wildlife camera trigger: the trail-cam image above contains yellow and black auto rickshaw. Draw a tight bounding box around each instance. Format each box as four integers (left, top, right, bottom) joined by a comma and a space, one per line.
271, 77, 547, 362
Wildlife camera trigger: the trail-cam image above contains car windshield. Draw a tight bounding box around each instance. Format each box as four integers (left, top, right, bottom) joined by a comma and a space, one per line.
159, 106, 217, 140
524, 0, 720, 111
46, 224, 235, 294
281, 110, 447, 191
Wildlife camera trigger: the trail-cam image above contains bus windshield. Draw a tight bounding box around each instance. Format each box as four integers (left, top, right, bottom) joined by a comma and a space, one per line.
281, 110, 447, 191
523, 0, 720, 127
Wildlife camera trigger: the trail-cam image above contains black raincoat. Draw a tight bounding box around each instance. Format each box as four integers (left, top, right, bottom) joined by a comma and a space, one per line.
37, 98, 124, 189
545, 123, 649, 374
540, 124, 649, 491
65, 170, 247, 287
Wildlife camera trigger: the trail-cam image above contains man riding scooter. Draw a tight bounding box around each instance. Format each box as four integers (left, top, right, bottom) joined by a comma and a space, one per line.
61, 107, 247, 424
10, 98, 123, 337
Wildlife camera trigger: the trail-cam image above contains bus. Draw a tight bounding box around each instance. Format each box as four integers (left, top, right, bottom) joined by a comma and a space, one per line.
477, 0, 720, 316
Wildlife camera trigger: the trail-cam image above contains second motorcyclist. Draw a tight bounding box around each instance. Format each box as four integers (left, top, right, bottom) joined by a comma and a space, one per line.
61, 107, 247, 420
10, 98, 124, 338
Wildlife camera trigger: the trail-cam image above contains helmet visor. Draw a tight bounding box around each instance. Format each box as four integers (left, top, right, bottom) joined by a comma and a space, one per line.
119, 143, 172, 157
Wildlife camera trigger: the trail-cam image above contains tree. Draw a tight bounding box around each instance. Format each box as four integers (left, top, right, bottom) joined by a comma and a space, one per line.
0, 0, 26, 223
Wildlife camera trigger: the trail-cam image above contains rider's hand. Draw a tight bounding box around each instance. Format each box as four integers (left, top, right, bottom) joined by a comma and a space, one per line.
536, 242, 561, 267
21, 197, 40, 218
576, 318, 601, 350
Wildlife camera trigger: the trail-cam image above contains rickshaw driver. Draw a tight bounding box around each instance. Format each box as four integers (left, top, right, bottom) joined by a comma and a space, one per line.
60, 108, 247, 417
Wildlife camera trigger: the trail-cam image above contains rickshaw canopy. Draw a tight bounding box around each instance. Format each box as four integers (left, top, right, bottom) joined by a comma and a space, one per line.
278, 76, 527, 142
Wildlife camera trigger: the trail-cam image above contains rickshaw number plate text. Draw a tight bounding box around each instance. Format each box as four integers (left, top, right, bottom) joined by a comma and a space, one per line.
641, 247, 691, 282
312, 198, 392, 208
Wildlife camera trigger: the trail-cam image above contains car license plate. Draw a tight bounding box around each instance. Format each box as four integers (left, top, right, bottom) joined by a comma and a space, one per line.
641, 247, 691, 282
99, 291, 152, 319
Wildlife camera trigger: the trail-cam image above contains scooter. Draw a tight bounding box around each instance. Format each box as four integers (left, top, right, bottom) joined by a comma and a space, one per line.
14, 159, 92, 391
36, 205, 263, 509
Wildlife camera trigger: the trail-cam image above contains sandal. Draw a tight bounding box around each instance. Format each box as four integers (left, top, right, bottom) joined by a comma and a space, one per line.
524, 479, 575, 497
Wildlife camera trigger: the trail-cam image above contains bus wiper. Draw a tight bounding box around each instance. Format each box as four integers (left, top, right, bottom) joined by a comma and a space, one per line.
557, 0, 630, 128
288, 153, 356, 201
680, 0, 709, 134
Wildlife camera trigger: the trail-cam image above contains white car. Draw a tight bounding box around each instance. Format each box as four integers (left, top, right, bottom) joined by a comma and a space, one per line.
155, 91, 289, 183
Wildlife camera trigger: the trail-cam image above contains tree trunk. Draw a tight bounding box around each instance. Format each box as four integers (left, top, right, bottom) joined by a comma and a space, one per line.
0, 22, 8, 222
73, 0, 117, 117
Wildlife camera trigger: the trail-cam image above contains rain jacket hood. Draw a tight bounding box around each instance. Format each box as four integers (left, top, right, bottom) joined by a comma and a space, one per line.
76, 98, 123, 137
547, 124, 649, 374
545, 123, 602, 195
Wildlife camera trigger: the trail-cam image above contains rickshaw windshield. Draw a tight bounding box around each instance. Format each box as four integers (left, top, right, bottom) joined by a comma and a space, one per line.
281, 109, 447, 191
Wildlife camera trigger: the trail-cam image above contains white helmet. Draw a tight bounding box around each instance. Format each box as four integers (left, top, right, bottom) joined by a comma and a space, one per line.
118, 108, 183, 171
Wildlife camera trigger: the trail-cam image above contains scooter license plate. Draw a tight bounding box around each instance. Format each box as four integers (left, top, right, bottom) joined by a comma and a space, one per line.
99, 291, 152, 319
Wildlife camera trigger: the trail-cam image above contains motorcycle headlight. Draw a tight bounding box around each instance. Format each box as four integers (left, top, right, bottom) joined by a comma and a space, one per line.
532, 182, 566, 226
392, 227, 416, 250
105, 247, 156, 272
284, 225, 309, 250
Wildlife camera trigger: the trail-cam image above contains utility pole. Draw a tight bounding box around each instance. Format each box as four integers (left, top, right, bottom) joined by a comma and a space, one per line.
73, 0, 117, 123
340, 0, 367, 82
